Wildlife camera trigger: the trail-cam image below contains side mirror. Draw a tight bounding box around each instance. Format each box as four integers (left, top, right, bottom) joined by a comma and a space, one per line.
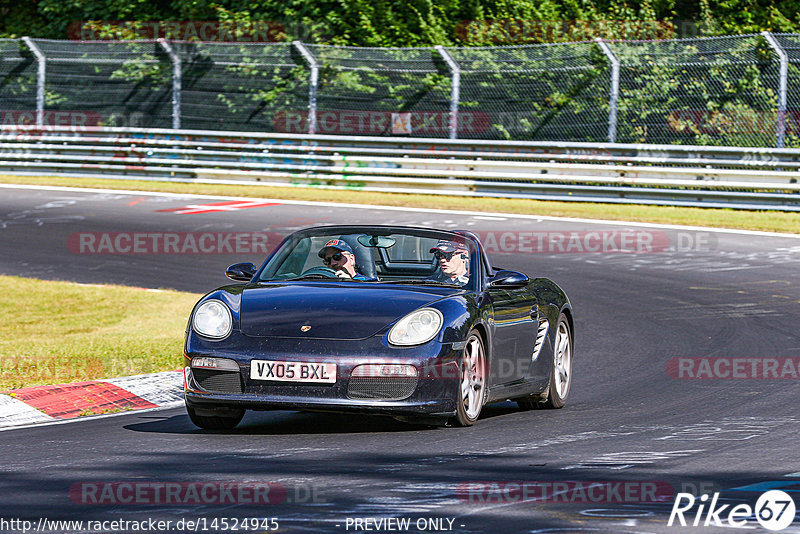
488, 269, 529, 289
226, 262, 257, 282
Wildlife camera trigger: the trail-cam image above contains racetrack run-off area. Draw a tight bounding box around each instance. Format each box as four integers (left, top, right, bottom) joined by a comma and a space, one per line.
0, 371, 182, 428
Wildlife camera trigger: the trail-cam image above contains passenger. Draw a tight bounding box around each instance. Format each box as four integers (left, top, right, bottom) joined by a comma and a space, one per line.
318, 239, 367, 280
429, 240, 470, 285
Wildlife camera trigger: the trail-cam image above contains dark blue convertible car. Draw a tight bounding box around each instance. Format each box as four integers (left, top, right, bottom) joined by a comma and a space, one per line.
184, 225, 573, 429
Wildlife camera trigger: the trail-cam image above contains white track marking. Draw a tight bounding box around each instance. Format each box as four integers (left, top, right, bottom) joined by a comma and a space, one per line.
0, 394, 55, 427
106, 371, 184, 406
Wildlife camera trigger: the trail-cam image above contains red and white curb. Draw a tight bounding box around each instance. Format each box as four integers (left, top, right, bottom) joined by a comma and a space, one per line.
0, 370, 183, 429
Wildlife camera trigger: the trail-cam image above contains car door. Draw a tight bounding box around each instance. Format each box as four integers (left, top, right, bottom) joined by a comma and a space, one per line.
487, 284, 539, 385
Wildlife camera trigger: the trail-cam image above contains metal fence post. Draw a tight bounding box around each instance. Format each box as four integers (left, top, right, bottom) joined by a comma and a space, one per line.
436, 46, 460, 140
762, 31, 788, 148
595, 38, 620, 144
293, 41, 318, 135
158, 39, 181, 130
21, 37, 45, 128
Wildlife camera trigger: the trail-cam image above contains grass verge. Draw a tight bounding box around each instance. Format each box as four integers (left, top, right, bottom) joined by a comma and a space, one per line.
0, 275, 200, 390
2, 174, 799, 234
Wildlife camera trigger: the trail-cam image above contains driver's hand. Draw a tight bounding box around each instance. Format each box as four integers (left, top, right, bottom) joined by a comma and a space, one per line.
335, 270, 352, 279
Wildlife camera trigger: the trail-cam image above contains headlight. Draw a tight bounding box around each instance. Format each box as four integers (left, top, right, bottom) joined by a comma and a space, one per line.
192, 300, 232, 339
388, 308, 443, 346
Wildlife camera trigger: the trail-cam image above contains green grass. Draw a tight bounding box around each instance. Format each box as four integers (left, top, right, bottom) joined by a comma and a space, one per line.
0, 275, 200, 390
2, 174, 799, 234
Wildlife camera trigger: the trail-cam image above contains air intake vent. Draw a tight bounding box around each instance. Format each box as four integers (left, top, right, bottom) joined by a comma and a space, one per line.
194, 369, 243, 394
347, 376, 418, 400
532, 319, 549, 363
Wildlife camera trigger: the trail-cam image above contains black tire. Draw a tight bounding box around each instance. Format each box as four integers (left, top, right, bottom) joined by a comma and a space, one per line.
453, 330, 487, 426
516, 313, 572, 410
186, 404, 245, 430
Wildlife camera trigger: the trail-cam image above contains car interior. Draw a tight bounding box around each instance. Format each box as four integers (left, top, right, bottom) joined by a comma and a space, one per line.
263, 232, 472, 283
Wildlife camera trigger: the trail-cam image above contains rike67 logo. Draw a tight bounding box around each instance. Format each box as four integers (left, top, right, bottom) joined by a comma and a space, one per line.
669, 490, 796, 531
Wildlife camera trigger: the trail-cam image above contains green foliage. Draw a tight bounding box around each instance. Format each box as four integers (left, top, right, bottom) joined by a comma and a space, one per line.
4, 0, 800, 44
109, 53, 170, 86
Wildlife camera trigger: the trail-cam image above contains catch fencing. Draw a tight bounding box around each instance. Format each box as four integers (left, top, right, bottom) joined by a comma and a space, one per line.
2, 34, 800, 147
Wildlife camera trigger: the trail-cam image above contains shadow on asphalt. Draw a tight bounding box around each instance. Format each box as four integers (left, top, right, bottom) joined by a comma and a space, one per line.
123, 402, 523, 435
0, 448, 775, 533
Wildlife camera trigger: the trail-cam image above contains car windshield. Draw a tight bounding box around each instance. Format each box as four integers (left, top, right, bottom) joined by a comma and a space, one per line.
258, 228, 476, 288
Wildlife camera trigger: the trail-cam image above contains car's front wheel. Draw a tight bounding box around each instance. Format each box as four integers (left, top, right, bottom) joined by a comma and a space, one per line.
186, 403, 245, 430
453, 330, 487, 426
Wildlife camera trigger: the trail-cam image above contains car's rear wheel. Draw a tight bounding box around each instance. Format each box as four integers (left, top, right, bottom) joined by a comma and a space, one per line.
453, 331, 487, 426
516, 313, 572, 410
186, 404, 245, 430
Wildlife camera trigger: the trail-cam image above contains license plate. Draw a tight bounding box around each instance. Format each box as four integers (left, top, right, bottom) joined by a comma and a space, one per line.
250, 359, 336, 384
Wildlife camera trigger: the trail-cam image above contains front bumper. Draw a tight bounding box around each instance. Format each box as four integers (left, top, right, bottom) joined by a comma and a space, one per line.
184, 331, 462, 417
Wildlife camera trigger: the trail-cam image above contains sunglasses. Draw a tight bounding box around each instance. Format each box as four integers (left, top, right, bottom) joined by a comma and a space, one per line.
323, 252, 345, 265
433, 250, 457, 261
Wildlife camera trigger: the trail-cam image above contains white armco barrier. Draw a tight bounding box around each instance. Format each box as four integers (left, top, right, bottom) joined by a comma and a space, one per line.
1, 125, 799, 210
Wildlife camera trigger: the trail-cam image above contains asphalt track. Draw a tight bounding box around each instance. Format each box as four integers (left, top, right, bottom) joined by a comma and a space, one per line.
1, 185, 800, 534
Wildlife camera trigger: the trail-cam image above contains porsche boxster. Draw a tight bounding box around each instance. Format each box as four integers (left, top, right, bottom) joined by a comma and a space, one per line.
184, 225, 573, 429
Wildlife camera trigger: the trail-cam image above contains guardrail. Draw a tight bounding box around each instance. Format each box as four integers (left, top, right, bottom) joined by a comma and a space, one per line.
1, 125, 799, 211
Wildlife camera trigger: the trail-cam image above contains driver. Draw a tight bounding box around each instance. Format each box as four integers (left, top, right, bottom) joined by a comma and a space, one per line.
429, 240, 470, 285
318, 239, 367, 280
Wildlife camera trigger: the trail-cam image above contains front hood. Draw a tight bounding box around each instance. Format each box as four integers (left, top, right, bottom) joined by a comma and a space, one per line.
239, 282, 453, 339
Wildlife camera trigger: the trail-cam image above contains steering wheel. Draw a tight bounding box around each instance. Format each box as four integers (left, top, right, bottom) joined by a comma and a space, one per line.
300, 266, 340, 278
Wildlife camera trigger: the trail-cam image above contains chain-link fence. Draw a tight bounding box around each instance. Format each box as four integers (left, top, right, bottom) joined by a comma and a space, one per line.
1, 34, 798, 147
450, 42, 611, 141
305, 45, 452, 138
174, 41, 309, 132
774, 33, 800, 147
30, 39, 173, 129
613, 35, 781, 147
0, 39, 37, 118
